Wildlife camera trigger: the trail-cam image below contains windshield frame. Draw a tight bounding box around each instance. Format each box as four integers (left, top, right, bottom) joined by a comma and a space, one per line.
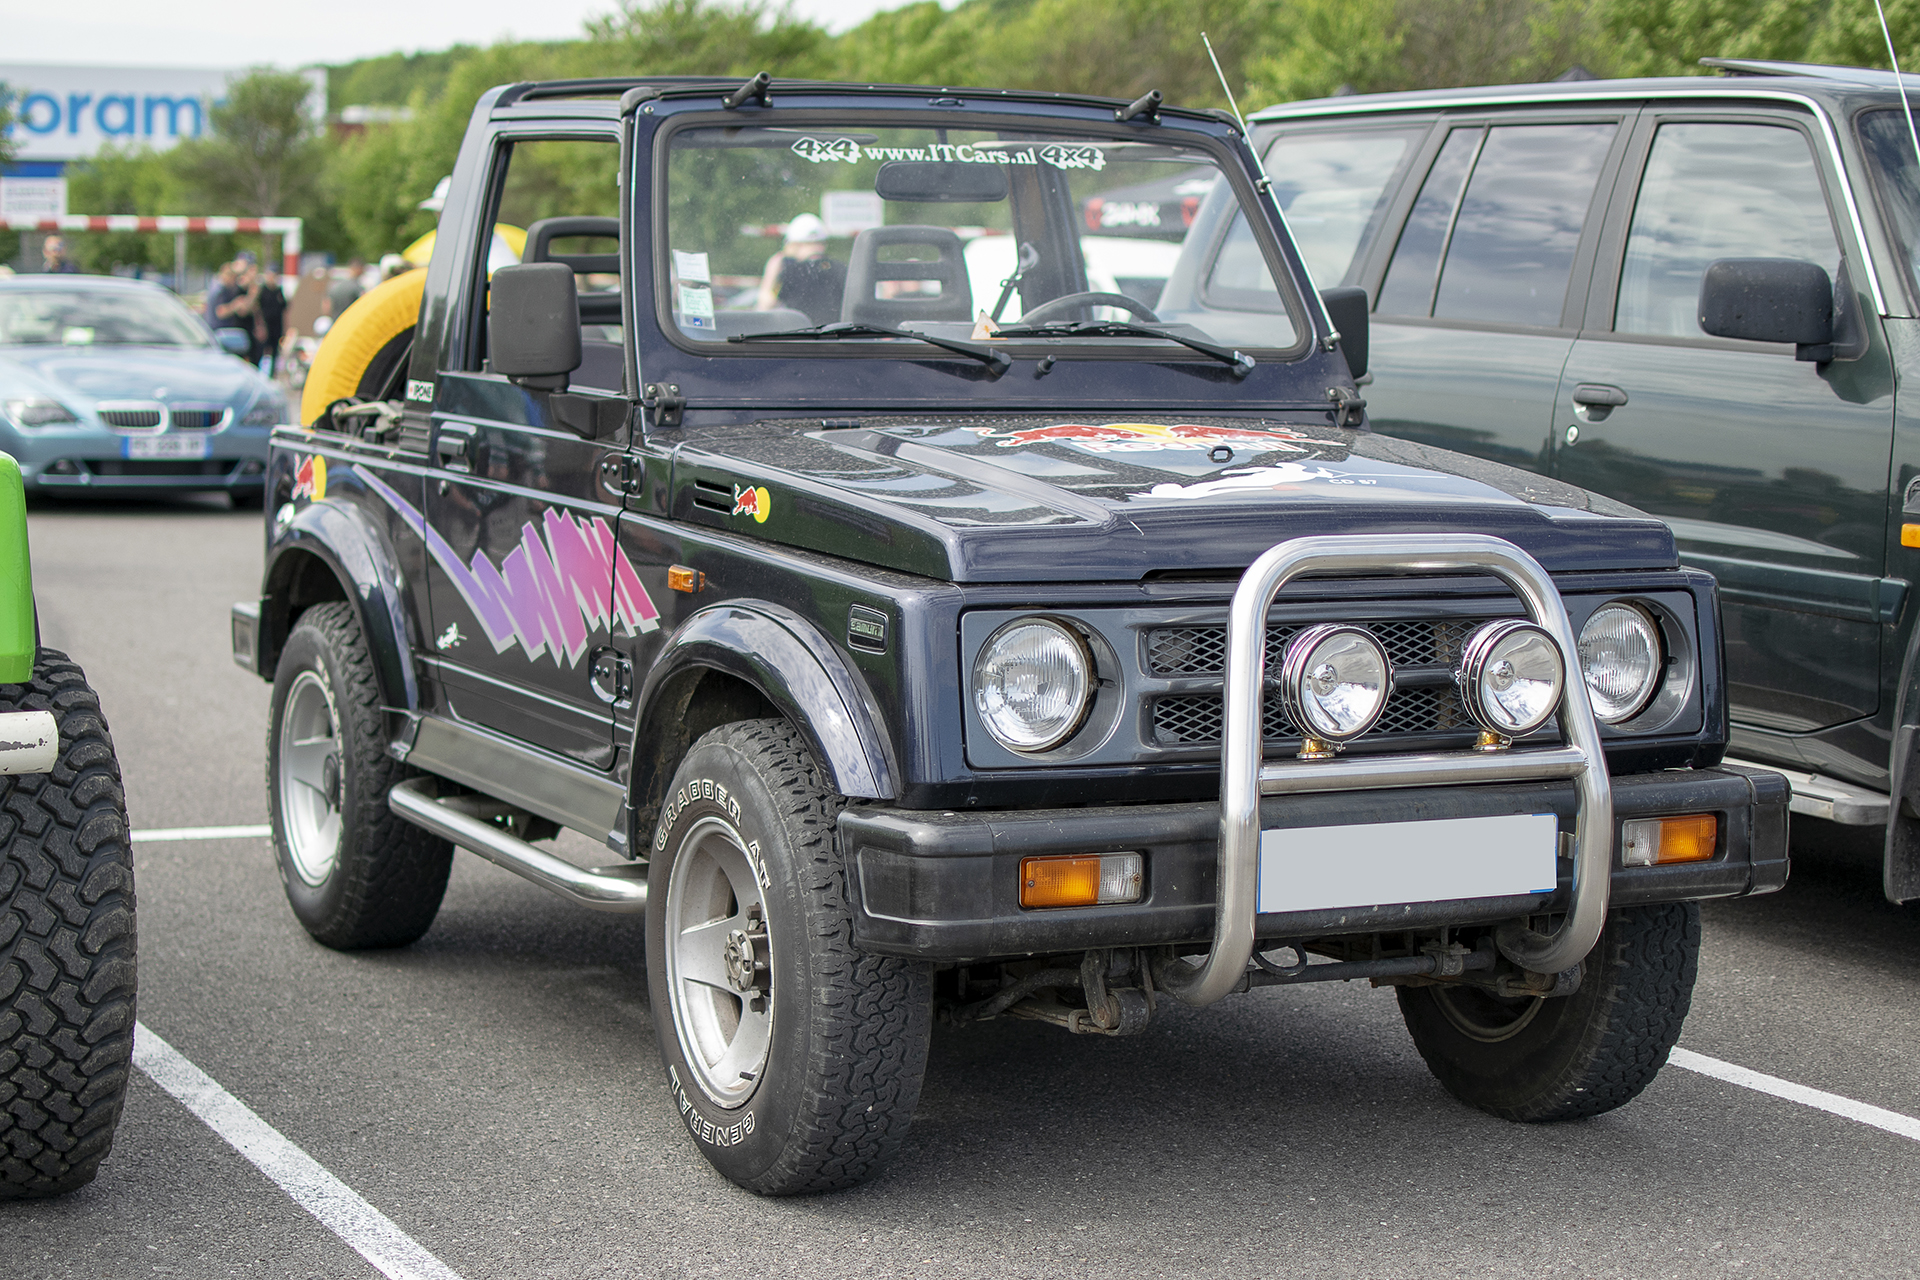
646, 105, 1314, 367
0, 283, 216, 351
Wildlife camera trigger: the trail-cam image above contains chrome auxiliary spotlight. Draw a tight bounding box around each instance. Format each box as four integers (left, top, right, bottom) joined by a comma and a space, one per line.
1278, 624, 1393, 759
1455, 619, 1565, 751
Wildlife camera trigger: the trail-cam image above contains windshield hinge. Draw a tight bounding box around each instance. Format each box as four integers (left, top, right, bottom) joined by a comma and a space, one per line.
643, 382, 685, 429
1327, 386, 1367, 429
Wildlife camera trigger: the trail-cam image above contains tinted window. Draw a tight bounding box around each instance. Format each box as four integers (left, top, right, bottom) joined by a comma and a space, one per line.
1616, 123, 1840, 337
1433, 123, 1614, 326
1859, 108, 1920, 297
1265, 129, 1417, 285
1376, 128, 1480, 316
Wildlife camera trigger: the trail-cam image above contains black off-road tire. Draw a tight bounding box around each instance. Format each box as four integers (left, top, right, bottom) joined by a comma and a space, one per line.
646, 718, 933, 1195
1398, 902, 1700, 1122
268, 602, 452, 949
0, 649, 135, 1199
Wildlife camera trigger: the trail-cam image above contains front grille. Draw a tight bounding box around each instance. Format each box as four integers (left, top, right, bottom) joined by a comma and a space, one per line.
97, 405, 163, 430
85, 459, 236, 477
1151, 683, 1470, 746
169, 405, 230, 429
1146, 616, 1485, 676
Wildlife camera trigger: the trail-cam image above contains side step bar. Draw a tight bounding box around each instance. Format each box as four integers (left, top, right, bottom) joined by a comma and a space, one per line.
1723, 756, 1888, 825
388, 776, 648, 913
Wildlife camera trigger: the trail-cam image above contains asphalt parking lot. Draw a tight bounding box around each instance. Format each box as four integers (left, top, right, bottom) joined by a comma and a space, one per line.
5, 496, 1919, 1279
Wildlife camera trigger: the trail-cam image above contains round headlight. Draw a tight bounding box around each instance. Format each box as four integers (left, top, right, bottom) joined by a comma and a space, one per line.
1457, 620, 1565, 736
1280, 624, 1393, 743
973, 617, 1093, 752
1579, 603, 1663, 724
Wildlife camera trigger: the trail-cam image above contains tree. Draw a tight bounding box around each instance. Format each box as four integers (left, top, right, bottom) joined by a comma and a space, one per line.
63, 146, 180, 273
170, 68, 324, 217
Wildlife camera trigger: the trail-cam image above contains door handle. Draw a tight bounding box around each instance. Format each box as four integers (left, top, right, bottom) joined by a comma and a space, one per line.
434, 425, 476, 472
1571, 383, 1628, 409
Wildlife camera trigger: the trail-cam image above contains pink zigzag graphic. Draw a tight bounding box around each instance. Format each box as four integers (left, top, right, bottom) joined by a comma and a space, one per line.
355, 465, 660, 668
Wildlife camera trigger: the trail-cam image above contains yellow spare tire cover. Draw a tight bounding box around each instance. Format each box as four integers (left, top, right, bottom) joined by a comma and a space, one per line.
300, 268, 427, 426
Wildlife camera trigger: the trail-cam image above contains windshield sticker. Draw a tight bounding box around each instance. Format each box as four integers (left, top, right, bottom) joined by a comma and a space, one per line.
671, 249, 711, 284
1143, 463, 1376, 500
732, 484, 771, 523
969, 422, 1316, 455
679, 284, 715, 327
787, 137, 1105, 172
292, 453, 326, 502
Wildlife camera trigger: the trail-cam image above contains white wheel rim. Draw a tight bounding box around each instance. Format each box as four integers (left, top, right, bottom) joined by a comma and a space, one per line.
277, 669, 343, 887
663, 815, 773, 1109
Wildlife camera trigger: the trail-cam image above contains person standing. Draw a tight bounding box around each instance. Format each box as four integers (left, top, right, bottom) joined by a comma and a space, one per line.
326, 258, 365, 318
254, 267, 287, 375
206, 260, 255, 353
40, 236, 79, 274
756, 214, 844, 324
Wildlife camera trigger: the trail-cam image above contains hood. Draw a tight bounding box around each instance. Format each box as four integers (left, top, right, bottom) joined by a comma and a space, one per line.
672, 416, 1676, 582
0, 344, 272, 410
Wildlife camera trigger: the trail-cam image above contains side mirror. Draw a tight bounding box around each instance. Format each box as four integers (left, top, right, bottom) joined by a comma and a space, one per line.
1320, 286, 1369, 380
490, 262, 581, 390
1698, 258, 1833, 361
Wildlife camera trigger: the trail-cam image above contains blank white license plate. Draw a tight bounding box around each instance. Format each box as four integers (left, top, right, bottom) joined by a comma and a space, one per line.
1257, 812, 1558, 915
124, 435, 210, 460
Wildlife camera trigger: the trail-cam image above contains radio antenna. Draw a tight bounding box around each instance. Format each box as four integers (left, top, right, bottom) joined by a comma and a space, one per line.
1874, 0, 1920, 181
1201, 31, 1342, 351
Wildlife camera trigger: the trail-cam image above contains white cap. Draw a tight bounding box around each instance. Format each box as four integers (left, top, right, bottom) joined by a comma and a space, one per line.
785, 213, 828, 244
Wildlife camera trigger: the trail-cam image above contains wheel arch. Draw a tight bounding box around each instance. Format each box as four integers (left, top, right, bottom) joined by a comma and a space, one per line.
627, 602, 897, 839
262, 499, 421, 716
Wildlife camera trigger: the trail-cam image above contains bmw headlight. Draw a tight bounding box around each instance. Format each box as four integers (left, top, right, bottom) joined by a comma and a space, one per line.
1280, 624, 1392, 749
1456, 620, 1564, 737
1578, 603, 1663, 724
973, 617, 1093, 752
4, 397, 80, 428
241, 397, 285, 427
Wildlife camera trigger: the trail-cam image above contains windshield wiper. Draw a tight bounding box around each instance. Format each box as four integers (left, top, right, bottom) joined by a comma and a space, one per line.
990, 320, 1256, 378
728, 321, 1010, 376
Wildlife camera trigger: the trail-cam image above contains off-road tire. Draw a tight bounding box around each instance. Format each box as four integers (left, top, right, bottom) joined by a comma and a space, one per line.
1398, 902, 1700, 1122
646, 718, 933, 1195
268, 602, 451, 949
0, 649, 135, 1199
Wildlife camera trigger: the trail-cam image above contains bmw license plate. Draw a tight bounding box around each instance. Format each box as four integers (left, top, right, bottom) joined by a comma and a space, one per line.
124, 435, 211, 460
1257, 812, 1558, 915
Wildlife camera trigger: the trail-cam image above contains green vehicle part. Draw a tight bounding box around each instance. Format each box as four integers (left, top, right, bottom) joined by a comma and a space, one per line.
0, 453, 31, 685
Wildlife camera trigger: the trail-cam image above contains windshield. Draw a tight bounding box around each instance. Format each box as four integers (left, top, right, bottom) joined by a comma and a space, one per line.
0, 287, 211, 348
663, 122, 1299, 353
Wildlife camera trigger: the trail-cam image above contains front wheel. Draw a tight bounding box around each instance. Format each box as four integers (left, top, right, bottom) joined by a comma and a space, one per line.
1398, 902, 1700, 1122
646, 719, 932, 1195
267, 601, 452, 949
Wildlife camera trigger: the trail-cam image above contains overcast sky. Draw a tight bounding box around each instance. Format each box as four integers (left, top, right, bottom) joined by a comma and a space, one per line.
2, 0, 924, 69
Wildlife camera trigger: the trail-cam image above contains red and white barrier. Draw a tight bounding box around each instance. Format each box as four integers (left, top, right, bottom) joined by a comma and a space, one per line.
0, 215, 303, 276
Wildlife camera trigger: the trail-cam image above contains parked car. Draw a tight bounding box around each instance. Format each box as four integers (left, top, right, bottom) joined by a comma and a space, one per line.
1252, 59, 1920, 904
0, 275, 284, 501
232, 74, 1785, 1195
0, 449, 136, 1198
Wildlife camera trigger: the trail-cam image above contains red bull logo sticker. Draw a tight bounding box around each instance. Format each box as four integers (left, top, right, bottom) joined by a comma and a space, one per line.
292, 454, 327, 502
732, 484, 771, 523
968, 422, 1315, 455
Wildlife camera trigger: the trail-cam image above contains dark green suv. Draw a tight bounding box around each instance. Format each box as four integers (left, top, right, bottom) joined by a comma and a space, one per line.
1253, 59, 1920, 904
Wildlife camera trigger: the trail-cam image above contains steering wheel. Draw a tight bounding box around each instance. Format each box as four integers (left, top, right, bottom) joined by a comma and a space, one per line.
1015, 291, 1161, 326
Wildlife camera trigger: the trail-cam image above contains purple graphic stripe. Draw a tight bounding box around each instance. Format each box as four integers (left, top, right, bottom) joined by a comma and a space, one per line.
354, 465, 659, 668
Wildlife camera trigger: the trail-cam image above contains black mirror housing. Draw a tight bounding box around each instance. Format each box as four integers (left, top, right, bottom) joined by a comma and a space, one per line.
490, 262, 582, 390
1698, 258, 1833, 360
1320, 286, 1369, 381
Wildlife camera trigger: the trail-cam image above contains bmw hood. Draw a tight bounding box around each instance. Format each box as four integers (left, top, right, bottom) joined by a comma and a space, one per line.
0, 345, 272, 412
670, 416, 1677, 582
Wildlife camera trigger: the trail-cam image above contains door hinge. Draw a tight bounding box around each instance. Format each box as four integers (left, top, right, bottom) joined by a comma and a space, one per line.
588, 646, 633, 707
1327, 385, 1367, 429
598, 455, 644, 498
643, 382, 685, 429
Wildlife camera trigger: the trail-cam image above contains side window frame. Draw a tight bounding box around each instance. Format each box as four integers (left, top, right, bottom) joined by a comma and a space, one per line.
1365, 106, 1636, 334
1580, 106, 1857, 343
1256, 119, 1431, 289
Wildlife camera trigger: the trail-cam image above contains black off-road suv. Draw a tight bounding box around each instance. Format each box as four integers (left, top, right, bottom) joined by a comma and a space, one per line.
232, 75, 1787, 1195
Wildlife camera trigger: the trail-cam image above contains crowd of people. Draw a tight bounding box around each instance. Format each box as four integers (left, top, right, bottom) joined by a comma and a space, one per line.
204, 253, 288, 373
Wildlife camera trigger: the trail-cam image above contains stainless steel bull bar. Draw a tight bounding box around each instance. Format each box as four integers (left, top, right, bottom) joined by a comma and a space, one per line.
1157, 534, 1614, 1008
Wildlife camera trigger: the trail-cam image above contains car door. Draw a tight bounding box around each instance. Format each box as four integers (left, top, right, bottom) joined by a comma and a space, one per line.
423, 133, 633, 768
1554, 110, 1897, 733
1355, 113, 1632, 473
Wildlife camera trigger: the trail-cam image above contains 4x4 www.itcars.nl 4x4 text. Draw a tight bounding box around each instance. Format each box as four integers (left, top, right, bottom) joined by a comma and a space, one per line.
230, 74, 1788, 1195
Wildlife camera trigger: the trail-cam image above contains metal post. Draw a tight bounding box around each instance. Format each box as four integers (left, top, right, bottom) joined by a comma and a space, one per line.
174, 232, 187, 293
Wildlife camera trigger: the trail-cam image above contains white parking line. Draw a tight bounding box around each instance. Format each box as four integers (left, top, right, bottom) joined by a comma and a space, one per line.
131, 824, 271, 842
133, 1023, 466, 1280
1670, 1046, 1920, 1143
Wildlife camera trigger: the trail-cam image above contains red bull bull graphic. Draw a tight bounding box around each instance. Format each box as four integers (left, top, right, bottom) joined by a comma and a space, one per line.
732, 484, 771, 523
291, 454, 327, 502
968, 422, 1315, 454
354, 465, 660, 668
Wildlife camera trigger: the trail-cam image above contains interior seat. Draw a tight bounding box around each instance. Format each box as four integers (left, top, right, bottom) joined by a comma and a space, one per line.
841, 226, 973, 327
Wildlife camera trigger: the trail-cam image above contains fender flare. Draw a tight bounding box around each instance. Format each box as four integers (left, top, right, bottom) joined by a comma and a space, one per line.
630, 602, 897, 812
1883, 623, 1920, 902
300, 269, 426, 426
262, 495, 421, 715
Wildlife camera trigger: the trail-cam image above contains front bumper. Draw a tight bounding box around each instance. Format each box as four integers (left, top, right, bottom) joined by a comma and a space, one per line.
841, 764, 1788, 961
7, 426, 270, 493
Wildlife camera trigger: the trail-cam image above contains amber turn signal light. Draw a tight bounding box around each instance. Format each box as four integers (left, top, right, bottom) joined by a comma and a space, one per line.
1020, 853, 1143, 908
668, 564, 705, 593
1903, 523, 1920, 548
1621, 814, 1717, 866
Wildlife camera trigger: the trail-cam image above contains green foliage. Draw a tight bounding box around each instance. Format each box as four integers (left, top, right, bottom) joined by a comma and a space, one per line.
171, 68, 324, 217
62, 146, 179, 272
325, 47, 477, 110
585, 0, 832, 76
